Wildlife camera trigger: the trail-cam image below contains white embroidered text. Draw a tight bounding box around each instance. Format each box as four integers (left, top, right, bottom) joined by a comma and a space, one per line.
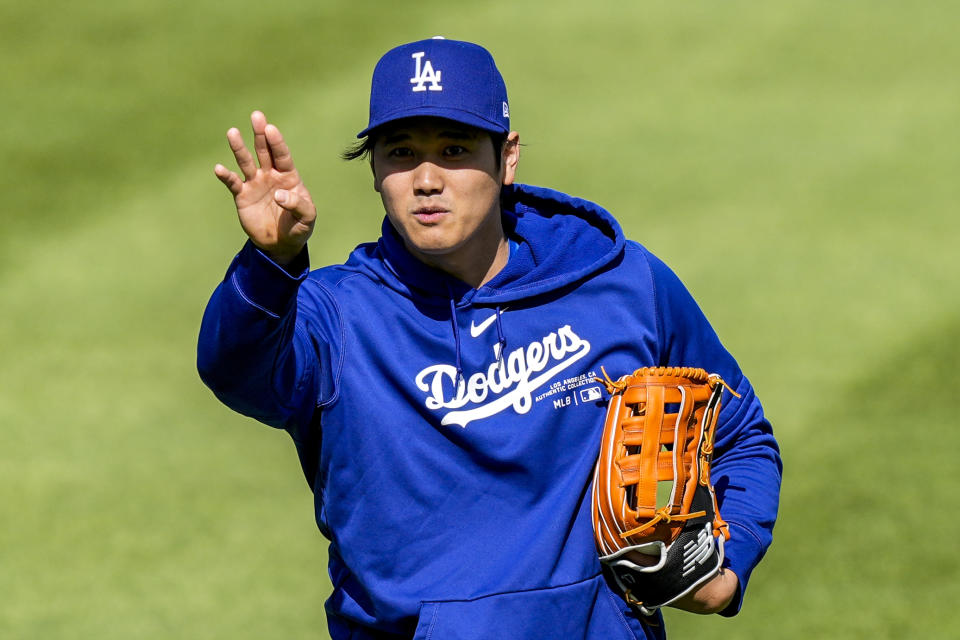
414, 325, 591, 427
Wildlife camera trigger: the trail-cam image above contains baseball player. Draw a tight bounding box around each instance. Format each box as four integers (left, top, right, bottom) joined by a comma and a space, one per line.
198, 38, 781, 639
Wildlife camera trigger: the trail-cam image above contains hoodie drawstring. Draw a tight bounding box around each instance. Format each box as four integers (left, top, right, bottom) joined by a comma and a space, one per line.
446, 285, 508, 388
494, 305, 507, 365
446, 286, 465, 388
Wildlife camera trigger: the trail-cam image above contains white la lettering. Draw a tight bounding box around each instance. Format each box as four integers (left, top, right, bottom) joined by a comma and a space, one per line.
410, 52, 442, 92
413, 325, 592, 428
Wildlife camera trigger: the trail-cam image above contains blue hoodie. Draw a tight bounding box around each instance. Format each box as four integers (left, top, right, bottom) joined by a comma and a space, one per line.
198, 184, 781, 639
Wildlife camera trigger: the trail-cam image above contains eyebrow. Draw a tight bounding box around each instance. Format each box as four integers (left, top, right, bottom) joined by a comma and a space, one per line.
381, 129, 478, 145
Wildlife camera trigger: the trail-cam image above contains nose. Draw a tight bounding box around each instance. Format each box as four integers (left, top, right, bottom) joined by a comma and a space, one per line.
412, 161, 443, 195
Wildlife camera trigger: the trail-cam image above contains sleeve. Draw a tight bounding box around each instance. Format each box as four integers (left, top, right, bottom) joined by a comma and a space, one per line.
647, 250, 782, 616
196, 240, 339, 435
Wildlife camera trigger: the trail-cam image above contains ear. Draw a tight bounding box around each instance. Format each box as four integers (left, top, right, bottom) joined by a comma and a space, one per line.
501, 131, 520, 186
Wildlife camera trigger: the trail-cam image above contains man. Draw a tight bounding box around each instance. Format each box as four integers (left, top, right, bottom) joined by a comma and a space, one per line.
199, 37, 781, 639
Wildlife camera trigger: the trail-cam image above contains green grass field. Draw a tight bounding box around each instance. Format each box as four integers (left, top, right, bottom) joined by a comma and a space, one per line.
2, 1, 957, 637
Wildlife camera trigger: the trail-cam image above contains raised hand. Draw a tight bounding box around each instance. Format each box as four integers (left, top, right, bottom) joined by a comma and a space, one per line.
214, 111, 317, 265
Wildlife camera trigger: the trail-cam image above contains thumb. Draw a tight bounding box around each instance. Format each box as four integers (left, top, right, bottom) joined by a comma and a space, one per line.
274, 189, 315, 222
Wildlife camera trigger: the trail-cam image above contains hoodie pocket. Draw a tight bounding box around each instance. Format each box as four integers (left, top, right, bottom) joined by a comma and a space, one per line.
412, 574, 654, 640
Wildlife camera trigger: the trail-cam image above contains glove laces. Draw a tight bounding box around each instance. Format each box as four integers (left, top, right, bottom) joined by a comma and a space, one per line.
620, 506, 708, 539
597, 366, 741, 398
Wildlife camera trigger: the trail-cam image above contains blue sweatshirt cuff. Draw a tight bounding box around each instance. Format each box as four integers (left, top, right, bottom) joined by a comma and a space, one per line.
718, 521, 766, 617
229, 241, 309, 317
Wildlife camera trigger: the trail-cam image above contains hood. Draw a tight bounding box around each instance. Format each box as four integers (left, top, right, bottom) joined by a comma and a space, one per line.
345, 183, 625, 306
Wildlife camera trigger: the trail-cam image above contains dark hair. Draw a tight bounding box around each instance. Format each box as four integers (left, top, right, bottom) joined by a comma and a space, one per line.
340, 137, 375, 162
341, 130, 510, 169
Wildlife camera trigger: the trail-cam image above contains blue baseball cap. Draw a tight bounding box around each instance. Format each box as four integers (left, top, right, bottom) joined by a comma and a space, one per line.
358, 37, 510, 138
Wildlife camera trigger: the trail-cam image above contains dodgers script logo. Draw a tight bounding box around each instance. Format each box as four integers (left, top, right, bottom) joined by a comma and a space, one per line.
415, 324, 591, 428
410, 52, 442, 92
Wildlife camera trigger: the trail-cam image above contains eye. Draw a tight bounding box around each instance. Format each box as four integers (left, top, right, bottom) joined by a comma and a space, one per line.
443, 145, 468, 157
386, 147, 413, 159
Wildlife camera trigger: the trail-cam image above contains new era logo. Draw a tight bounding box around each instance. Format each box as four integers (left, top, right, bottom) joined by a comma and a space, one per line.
410, 52, 442, 92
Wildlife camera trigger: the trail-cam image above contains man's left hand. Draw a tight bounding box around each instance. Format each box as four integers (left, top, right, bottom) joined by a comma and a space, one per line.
669, 568, 739, 614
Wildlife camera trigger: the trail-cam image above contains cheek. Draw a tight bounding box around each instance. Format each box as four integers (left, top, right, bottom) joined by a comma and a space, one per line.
377, 177, 417, 239
464, 175, 502, 215
377, 175, 405, 213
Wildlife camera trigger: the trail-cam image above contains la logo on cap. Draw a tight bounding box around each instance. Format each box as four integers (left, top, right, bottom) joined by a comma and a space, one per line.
410, 51, 442, 92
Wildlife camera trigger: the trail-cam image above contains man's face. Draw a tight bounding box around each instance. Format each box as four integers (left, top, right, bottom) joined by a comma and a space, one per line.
372, 118, 519, 273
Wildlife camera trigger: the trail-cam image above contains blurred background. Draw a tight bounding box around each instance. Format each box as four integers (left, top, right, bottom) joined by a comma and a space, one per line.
2, 1, 957, 637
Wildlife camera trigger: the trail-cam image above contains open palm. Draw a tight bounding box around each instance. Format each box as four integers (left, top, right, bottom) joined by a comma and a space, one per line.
214, 111, 317, 264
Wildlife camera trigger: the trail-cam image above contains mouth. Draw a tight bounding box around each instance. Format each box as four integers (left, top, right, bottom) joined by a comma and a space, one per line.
412, 206, 449, 224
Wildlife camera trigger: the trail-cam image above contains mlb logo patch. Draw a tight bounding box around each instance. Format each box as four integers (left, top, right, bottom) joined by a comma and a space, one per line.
580, 386, 603, 402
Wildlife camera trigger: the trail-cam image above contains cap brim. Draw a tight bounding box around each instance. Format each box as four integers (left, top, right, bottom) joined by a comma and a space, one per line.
357, 106, 508, 138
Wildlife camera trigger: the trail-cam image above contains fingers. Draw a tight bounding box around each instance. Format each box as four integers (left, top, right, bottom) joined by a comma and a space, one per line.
274, 189, 316, 223
214, 163, 244, 196
254, 111, 298, 173
219, 111, 298, 198
251, 110, 273, 171
226, 127, 257, 180
265, 124, 297, 173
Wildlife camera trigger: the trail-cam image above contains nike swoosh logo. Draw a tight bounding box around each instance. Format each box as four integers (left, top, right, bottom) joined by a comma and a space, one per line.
470, 308, 508, 338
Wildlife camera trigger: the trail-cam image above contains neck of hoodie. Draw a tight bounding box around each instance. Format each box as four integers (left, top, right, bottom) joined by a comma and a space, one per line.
373, 183, 625, 307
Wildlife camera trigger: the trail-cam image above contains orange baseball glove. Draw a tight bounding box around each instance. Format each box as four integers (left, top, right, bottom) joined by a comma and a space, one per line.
591, 366, 736, 615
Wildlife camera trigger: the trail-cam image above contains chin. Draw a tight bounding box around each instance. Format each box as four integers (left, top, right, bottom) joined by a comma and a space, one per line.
411, 243, 457, 257
405, 232, 462, 256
